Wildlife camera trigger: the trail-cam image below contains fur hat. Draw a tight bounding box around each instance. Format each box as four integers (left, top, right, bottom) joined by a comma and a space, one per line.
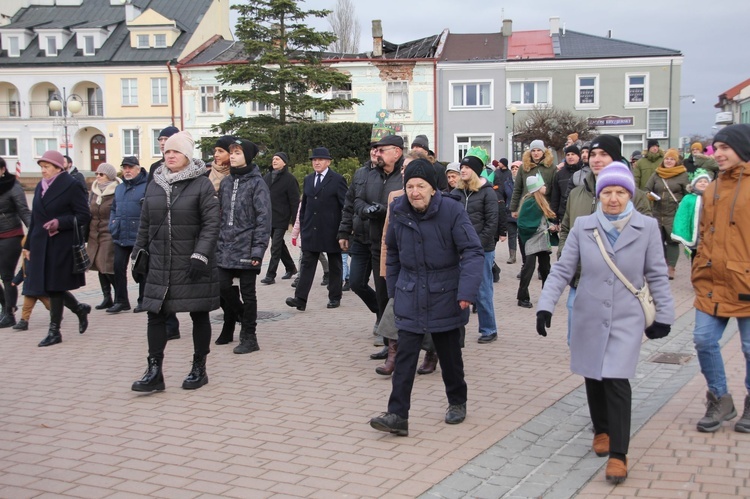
596, 162, 635, 198
691, 142, 704, 152
411, 134, 429, 151
164, 131, 195, 160
589, 135, 625, 163
445, 162, 460, 174
690, 168, 712, 188
564, 145, 581, 157
713, 124, 750, 162
403, 158, 437, 190
459, 155, 485, 177
95, 163, 117, 181
230, 139, 259, 163
525, 174, 545, 194
37, 150, 65, 170
273, 151, 289, 165
529, 139, 545, 151
214, 135, 236, 153
663, 148, 681, 162
159, 125, 180, 139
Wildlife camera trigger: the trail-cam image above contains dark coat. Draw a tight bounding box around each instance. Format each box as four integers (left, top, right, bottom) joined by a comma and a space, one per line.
134, 160, 220, 314
68, 167, 86, 189
299, 168, 347, 254
24, 172, 91, 293
109, 168, 148, 247
452, 182, 500, 251
493, 168, 516, 226
550, 162, 581, 222
263, 165, 300, 228
0, 172, 31, 233
86, 180, 119, 274
338, 162, 373, 246
354, 157, 404, 249
217, 165, 272, 270
385, 191, 484, 334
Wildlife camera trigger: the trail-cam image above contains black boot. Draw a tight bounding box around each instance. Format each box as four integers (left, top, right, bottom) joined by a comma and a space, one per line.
38, 323, 62, 347
233, 329, 260, 354
0, 310, 16, 328
95, 274, 113, 309
75, 303, 91, 334
95, 295, 113, 310
132, 357, 165, 392
320, 272, 329, 286
492, 263, 501, 283
215, 321, 235, 345
182, 354, 208, 390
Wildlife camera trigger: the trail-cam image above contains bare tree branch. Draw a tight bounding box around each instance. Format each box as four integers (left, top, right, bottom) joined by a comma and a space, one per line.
327, 0, 360, 53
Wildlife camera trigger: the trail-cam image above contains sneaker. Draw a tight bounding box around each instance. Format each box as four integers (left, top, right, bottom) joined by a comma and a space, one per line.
735, 395, 750, 433
445, 403, 466, 424
369, 412, 408, 436
697, 391, 737, 432
477, 333, 497, 344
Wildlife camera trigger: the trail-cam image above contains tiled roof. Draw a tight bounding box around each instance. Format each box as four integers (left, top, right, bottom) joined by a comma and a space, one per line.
718, 77, 750, 100
440, 33, 504, 62
0, 0, 212, 66
507, 30, 554, 60
556, 30, 681, 59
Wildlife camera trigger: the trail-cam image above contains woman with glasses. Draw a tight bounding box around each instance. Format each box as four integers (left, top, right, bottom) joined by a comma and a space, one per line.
87, 163, 121, 310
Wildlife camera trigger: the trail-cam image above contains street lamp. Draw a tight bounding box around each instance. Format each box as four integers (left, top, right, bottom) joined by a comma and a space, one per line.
48, 87, 83, 159
510, 105, 517, 160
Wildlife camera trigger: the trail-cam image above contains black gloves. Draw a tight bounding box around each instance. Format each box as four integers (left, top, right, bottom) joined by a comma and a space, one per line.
536, 311, 552, 337
363, 203, 386, 218
645, 321, 671, 340
187, 256, 210, 281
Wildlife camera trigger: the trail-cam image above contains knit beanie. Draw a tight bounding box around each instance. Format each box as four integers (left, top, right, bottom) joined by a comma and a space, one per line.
230, 138, 259, 164
459, 155, 484, 177
96, 162, 117, 181
580, 141, 591, 152
164, 131, 194, 160
159, 125, 180, 139
564, 145, 581, 157
589, 135, 625, 163
525, 174, 545, 194
567, 133, 579, 143
647, 139, 660, 149
529, 139, 545, 151
596, 162, 635, 198
691, 142, 704, 152
690, 168, 712, 188
273, 152, 289, 166
214, 135, 236, 153
713, 124, 750, 162
403, 158, 437, 190
511, 160, 522, 168
663, 148, 680, 162
445, 162, 460, 174
411, 134, 430, 151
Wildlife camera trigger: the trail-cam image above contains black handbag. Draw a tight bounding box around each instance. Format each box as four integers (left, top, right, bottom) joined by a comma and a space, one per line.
131, 188, 184, 276
72, 218, 91, 274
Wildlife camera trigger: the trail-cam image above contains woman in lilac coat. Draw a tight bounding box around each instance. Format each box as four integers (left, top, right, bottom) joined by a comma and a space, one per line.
535, 162, 675, 485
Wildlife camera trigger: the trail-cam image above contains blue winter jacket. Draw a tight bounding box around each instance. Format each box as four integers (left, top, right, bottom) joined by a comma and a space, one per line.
109, 169, 148, 247
385, 191, 484, 334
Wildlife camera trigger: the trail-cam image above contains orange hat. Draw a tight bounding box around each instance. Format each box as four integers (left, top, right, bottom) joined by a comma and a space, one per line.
664, 148, 680, 161
691, 142, 704, 152
567, 133, 579, 142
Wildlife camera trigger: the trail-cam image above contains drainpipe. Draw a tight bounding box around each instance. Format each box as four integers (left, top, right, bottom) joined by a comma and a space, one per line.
433, 58, 438, 156
175, 63, 185, 130
166, 60, 176, 127
667, 58, 673, 149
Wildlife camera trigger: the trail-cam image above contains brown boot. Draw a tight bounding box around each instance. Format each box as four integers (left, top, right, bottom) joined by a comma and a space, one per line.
375, 340, 397, 376
605, 457, 627, 484
417, 351, 438, 375
592, 433, 610, 457
668, 266, 675, 280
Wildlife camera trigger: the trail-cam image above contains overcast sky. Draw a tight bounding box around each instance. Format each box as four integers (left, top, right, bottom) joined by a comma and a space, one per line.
231, 0, 750, 138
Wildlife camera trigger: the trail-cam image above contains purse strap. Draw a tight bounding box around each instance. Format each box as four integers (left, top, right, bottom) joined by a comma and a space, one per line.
73, 217, 83, 244
143, 186, 185, 250
592, 228, 639, 296
660, 177, 679, 204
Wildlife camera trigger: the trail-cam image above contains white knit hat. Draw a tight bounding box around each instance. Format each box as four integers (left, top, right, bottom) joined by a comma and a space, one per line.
164, 131, 194, 160
526, 174, 545, 194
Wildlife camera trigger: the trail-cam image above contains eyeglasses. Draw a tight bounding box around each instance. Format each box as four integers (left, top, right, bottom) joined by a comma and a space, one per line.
376, 146, 397, 154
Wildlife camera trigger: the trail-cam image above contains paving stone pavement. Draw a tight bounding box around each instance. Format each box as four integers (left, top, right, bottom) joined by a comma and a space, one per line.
1, 226, 747, 498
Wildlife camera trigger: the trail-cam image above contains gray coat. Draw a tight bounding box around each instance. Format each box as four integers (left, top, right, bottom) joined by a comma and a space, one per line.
537, 211, 675, 380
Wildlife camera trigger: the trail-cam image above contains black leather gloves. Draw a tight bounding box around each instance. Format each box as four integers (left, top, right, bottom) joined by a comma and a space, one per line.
536, 311, 552, 337
363, 203, 386, 218
645, 321, 671, 339
187, 256, 210, 281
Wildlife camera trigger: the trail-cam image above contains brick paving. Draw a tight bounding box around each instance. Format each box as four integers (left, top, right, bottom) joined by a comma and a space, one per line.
1, 224, 748, 498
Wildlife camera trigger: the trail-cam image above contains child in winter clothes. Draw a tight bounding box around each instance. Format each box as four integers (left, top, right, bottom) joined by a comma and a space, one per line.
671, 169, 712, 263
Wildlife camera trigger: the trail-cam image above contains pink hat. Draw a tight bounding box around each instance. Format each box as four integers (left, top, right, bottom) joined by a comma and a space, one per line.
37, 150, 65, 170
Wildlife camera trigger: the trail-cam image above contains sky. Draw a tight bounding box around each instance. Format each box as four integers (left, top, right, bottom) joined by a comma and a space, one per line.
230, 0, 750, 138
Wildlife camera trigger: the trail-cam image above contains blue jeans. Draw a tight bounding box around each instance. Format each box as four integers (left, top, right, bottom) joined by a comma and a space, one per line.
342, 253, 350, 280
477, 250, 497, 336
693, 310, 750, 397
566, 286, 576, 346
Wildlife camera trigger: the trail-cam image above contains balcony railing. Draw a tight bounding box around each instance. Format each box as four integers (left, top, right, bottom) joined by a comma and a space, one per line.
0, 101, 21, 118
29, 100, 104, 118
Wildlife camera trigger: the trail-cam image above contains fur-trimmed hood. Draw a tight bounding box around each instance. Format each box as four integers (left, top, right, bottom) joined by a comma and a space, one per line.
522, 149, 555, 172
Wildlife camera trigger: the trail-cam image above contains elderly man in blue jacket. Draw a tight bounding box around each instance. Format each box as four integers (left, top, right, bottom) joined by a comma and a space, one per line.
369, 159, 484, 437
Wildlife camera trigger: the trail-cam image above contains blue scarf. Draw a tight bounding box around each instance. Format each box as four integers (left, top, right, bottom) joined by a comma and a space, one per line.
595, 201, 634, 246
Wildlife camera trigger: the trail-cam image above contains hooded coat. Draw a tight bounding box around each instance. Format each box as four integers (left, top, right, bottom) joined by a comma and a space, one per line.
633, 149, 665, 190
133, 159, 220, 314
509, 148, 555, 212
109, 168, 148, 247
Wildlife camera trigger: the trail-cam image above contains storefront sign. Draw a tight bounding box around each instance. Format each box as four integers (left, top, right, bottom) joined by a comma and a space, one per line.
588, 116, 634, 127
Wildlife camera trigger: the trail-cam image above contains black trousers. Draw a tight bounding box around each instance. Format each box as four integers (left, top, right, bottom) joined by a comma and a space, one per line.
506, 223, 518, 252
265, 227, 296, 278
219, 268, 258, 334
48, 291, 80, 326
388, 328, 467, 419
348, 241, 378, 315
585, 377, 632, 456
295, 250, 342, 303
147, 310, 210, 361
370, 248, 389, 321
0, 236, 22, 312
113, 244, 145, 306
517, 251, 551, 301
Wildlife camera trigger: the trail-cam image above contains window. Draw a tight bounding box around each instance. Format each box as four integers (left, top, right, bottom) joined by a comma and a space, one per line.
575, 75, 599, 108
87, 87, 103, 116
122, 129, 140, 156
251, 101, 269, 112
647, 109, 669, 139
154, 34, 167, 48
0, 138, 18, 156
137, 34, 149, 49
152, 129, 161, 156
7, 89, 20, 117
121, 78, 138, 106
34, 138, 57, 157
151, 78, 168, 105
451, 81, 492, 110
83, 35, 95, 56
200, 85, 220, 113
626, 74, 648, 107
455, 135, 492, 163
621, 133, 645, 157
509, 80, 550, 106
332, 83, 352, 100
387, 81, 408, 111
8, 36, 20, 57
45, 36, 57, 56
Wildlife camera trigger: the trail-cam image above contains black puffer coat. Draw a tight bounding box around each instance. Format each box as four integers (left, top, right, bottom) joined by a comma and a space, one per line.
451, 182, 500, 251
134, 159, 220, 314
0, 172, 31, 233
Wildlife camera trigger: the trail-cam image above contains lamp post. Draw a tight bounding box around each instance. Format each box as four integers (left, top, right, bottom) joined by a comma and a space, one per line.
48, 87, 82, 159
510, 105, 517, 160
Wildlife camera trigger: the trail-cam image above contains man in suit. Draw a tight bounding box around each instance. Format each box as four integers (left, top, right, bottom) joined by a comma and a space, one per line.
286, 147, 347, 311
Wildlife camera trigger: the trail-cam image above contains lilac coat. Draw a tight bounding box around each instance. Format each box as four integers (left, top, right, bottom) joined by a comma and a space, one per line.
537, 210, 675, 380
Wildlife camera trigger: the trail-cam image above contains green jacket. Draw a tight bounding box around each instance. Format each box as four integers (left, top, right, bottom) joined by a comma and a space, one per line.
644, 170, 690, 234
633, 149, 665, 190
670, 192, 700, 249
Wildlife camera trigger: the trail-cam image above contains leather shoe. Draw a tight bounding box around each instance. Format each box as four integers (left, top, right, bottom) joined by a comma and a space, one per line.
369, 346, 388, 360
12, 319, 29, 331
477, 333, 497, 344
445, 403, 467, 424
517, 299, 533, 308
167, 330, 180, 341
261, 276, 275, 285
326, 299, 340, 309
369, 412, 408, 436
285, 297, 306, 311
75, 303, 91, 334
592, 433, 610, 457
133, 304, 145, 313
106, 303, 131, 314
281, 270, 296, 280
605, 457, 628, 484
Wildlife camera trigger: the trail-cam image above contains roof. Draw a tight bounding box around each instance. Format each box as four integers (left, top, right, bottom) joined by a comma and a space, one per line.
0, 0, 213, 66
718, 77, 750, 100
440, 33, 504, 62
507, 30, 554, 60
556, 30, 681, 59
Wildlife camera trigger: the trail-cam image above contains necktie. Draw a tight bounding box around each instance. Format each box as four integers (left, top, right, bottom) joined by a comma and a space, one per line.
315, 173, 322, 188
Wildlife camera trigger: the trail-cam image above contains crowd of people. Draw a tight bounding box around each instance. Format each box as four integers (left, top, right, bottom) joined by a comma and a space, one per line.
1, 123, 749, 487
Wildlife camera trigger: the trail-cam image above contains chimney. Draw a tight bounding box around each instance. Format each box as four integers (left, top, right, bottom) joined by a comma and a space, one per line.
549, 16, 560, 36
372, 20, 383, 57
502, 19, 512, 37
607, 29, 613, 38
